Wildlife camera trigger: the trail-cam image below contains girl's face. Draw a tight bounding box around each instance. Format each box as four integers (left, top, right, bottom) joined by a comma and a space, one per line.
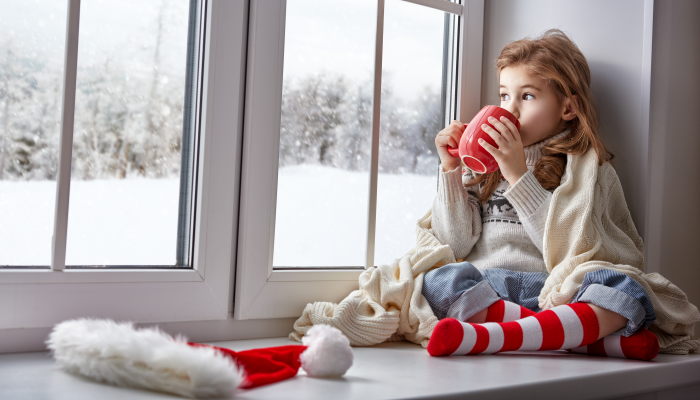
499, 65, 576, 146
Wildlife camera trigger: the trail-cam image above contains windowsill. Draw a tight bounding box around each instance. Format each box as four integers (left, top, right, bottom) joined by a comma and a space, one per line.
2, 337, 700, 400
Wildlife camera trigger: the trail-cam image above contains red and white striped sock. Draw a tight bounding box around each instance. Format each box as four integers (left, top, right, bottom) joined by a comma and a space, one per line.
428, 303, 599, 356
484, 299, 536, 323
569, 328, 659, 361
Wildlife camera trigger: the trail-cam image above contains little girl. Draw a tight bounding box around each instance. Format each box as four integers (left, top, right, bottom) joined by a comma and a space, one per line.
423, 29, 660, 360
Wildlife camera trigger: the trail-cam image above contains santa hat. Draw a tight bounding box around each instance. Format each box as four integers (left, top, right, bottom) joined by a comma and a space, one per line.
46, 319, 353, 398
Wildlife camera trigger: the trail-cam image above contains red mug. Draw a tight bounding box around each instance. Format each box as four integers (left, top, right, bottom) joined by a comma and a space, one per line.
447, 105, 521, 174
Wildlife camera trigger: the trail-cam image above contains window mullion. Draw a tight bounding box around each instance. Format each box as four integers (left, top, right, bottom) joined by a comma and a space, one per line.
51, 0, 81, 272
365, 0, 385, 270
456, 0, 483, 121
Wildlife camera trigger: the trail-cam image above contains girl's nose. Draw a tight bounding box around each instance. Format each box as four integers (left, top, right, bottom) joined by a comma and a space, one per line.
504, 105, 519, 120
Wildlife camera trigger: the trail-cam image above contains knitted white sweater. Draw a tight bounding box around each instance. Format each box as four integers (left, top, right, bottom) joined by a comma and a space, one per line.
432, 130, 569, 273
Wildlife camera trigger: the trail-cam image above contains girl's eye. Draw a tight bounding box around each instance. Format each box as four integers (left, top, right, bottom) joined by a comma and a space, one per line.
524, 93, 535, 100
500, 93, 510, 101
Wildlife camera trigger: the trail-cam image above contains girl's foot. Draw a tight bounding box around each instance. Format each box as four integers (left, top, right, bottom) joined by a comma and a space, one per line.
569, 328, 659, 361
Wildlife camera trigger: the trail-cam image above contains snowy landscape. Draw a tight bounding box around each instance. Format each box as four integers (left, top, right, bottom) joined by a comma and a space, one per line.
1, 0, 446, 268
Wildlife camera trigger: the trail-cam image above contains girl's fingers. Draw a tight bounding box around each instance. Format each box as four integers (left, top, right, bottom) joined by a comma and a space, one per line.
449, 127, 462, 145
487, 116, 513, 142
500, 116, 521, 143
481, 124, 506, 147
478, 138, 498, 155
437, 133, 458, 150
447, 136, 458, 149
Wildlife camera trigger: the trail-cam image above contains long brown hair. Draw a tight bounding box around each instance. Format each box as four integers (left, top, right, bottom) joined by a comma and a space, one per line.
468, 29, 613, 203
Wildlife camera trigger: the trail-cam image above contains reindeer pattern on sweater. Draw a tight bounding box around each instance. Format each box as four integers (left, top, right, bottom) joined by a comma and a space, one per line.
464, 171, 521, 226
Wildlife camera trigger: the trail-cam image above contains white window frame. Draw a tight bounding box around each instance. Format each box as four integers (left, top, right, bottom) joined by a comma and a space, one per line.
0, 0, 485, 347
0, 1, 246, 330
234, 0, 484, 320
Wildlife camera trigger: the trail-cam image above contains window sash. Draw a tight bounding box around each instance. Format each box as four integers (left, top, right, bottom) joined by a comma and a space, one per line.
177, 0, 206, 268
0, 0, 484, 333
50, 0, 80, 272
234, 0, 484, 320
0, 0, 203, 270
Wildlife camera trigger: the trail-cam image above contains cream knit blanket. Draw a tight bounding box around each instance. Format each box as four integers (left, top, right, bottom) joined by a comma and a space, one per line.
290, 148, 700, 354
289, 209, 452, 348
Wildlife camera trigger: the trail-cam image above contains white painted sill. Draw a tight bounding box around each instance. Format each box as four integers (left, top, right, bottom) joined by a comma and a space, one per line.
2, 337, 700, 400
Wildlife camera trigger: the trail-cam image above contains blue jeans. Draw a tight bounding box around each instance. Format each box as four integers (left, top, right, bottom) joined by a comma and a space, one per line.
422, 262, 656, 337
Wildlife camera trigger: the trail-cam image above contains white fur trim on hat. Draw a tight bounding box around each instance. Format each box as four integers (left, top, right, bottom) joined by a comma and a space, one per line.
47, 318, 243, 398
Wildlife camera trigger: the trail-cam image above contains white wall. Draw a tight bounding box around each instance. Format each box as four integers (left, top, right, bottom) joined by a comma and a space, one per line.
646, 0, 700, 335
481, 0, 652, 242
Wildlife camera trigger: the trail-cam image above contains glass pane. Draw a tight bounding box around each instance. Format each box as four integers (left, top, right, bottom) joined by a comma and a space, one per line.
65, 0, 190, 266
272, 0, 376, 268
0, 1, 67, 267
374, 0, 445, 266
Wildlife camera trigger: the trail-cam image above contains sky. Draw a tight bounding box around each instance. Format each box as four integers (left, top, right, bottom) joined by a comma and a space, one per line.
0, 0, 67, 63
1, 0, 189, 76
284, 0, 447, 99
1, 0, 447, 100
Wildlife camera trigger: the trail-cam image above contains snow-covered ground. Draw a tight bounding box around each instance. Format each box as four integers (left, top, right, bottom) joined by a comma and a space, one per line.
273, 165, 437, 267
0, 179, 180, 266
1, 166, 437, 267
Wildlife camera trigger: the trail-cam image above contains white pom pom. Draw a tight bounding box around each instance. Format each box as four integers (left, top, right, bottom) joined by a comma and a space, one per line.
299, 325, 353, 377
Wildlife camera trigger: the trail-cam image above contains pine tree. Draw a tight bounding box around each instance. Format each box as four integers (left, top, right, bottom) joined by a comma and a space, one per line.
0, 38, 62, 180
334, 79, 372, 172
280, 73, 347, 167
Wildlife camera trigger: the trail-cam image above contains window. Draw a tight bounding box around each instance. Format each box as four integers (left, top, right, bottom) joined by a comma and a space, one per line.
66, 0, 194, 267
1, 0, 248, 331
0, 0, 484, 342
272, 0, 458, 269
1, 0, 197, 269
235, 0, 483, 320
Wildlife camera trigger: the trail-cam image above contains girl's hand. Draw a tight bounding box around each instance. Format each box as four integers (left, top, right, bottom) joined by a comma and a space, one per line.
435, 120, 466, 172
479, 116, 528, 185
